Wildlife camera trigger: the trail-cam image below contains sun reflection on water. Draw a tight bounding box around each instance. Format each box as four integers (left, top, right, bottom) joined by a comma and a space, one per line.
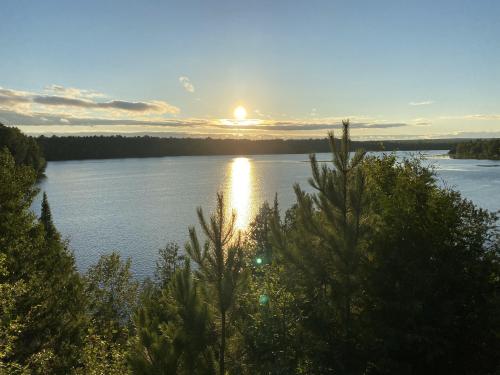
228, 157, 252, 230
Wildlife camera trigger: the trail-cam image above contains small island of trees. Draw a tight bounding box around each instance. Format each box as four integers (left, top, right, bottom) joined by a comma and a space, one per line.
0, 122, 499, 374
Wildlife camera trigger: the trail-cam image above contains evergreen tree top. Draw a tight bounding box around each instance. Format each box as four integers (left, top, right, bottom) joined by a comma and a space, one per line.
40, 192, 58, 240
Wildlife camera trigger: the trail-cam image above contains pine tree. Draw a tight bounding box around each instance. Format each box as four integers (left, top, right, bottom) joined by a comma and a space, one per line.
185, 193, 246, 375
166, 259, 215, 374
0, 148, 86, 373
40, 192, 58, 240
129, 288, 177, 374
272, 120, 368, 372
128, 261, 215, 374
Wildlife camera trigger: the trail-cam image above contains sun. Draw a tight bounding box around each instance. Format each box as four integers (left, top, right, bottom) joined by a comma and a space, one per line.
233, 105, 247, 120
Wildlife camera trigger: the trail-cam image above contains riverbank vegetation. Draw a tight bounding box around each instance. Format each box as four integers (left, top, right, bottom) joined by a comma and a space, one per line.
1, 122, 499, 374
449, 139, 500, 160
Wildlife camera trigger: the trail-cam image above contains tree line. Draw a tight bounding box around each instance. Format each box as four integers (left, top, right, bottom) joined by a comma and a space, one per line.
1, 122, 499, 374
449, 138, 500, 160
37, 134, 461, 161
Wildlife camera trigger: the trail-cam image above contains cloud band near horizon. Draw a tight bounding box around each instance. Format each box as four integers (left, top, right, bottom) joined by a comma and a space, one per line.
0, 86, 179, 114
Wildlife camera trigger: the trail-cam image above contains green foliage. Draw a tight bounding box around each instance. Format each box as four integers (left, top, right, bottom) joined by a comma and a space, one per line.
246, 196, 278, 265
0, 148, 86, 373
186, 193, 247, 375
233, 262, 306, 374
271, 120, 368, 373
129, 286, 178, 374
360, 155, 500, 374
129, 261, 215, 374
0, 124, 46, 177
449, 138, 500, 160
238, 123, 500, 374
155, 242, 185, 288
40, 192, 59, 240
0, 254, 26, 375
72, 327, 130, 375
83, 252, 139, 340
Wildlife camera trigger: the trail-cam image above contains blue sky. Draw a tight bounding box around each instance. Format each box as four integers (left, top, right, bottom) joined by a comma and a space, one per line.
1, 0, 499, 138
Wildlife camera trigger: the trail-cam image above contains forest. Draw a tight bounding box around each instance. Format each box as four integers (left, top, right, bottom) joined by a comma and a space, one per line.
1, 122, 499, 374
0, 122, 473, 163
449, 139, 500, 160
36, 132, 461, 161
0, 124, 46, 177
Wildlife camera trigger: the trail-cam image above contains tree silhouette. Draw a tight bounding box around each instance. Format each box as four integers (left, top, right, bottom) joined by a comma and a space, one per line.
185, 193, 246, 375
40, 192, 58, 240
272, 120, 368, 372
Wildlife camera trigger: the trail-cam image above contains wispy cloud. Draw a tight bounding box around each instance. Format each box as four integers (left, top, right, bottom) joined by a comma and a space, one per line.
226, 121, 407, 132
32, 95, 174, 113
409, 100, 434, 106
438, 114, 500, 121
0, 109, 193, 127
44, 84, 105, 99
0, 88, 32, 105
179, 76, 195, 93
0, 107, 407, 132
0, 85, 179, 120
411, 118, 432, 126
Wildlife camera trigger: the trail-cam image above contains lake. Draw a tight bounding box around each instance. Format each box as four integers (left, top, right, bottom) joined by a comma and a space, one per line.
33, 151, 500, 278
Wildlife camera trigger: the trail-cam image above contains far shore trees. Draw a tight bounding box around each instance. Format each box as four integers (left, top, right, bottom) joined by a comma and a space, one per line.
449, 138, 500, 160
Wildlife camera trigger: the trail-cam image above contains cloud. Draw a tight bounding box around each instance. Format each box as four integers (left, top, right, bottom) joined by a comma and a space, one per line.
217, 121, 408, 132
441, 130, 500, 138
44, 84, 105, 99
0, 88, 32, 105
0, 85, 179, 118
32, 95, 177, 113
438, 114, 500, 121
409, 100, 434, 106
179, 76, 195, 93
0, 107, 407, 132
0, 109, 199, 127
411, 118, 432, 126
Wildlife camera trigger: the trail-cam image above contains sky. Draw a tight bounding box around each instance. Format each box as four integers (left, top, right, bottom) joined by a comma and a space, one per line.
1, 0, 499, 139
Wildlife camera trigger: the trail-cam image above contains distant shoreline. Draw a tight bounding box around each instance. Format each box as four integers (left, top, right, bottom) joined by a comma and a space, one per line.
36, 135, 466, 162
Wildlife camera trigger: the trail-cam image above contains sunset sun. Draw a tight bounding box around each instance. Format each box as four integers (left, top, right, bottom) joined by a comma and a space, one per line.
233, 105, 247, 120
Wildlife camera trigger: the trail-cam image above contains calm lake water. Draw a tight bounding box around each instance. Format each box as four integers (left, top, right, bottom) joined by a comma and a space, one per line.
33, 151, 500, 278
